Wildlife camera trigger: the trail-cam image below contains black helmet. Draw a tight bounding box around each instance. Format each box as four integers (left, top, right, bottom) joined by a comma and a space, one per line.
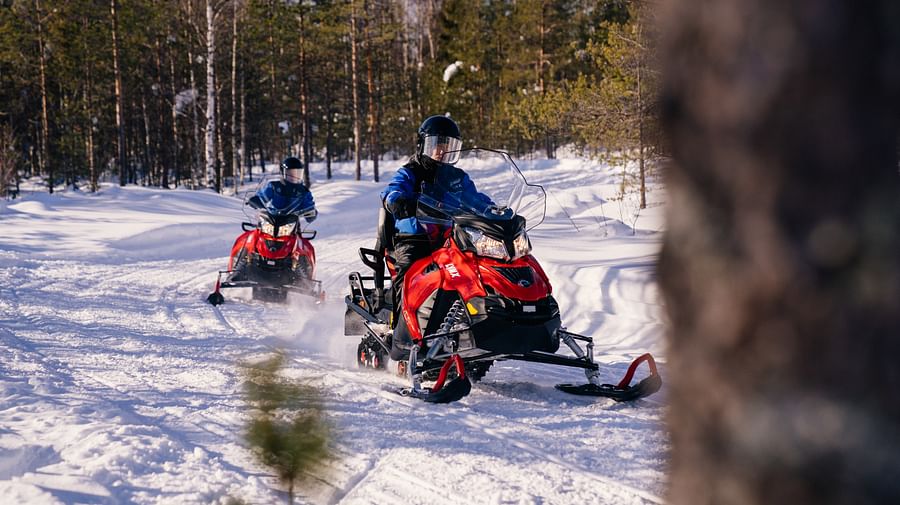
416, 115, 462, 165
280, 156, 303, 183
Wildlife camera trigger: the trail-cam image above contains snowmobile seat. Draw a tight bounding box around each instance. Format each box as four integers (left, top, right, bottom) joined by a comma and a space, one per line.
375, 206, 395, 256
375, 207, 397, 275
350, 207, 396, 316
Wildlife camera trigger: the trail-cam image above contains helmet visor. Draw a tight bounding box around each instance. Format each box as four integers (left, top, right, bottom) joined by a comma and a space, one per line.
284, 167, 303, 184
422, 135, 463, 164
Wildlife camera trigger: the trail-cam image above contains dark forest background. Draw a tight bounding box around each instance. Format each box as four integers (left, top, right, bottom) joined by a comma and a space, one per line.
0, 0, 657, 194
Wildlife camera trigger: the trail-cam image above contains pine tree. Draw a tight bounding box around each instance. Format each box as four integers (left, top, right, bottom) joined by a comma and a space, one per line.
242, 351, 331, 505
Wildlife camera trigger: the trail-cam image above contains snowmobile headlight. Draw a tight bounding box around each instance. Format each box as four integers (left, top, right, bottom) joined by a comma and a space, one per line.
512, 232, 531, 259
260, 220, 275, 236
463, 227, 509, 261
277, 222, 296, 237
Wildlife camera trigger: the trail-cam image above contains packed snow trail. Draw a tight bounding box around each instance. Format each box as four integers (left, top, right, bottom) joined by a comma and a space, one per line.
0, 158, 668, 504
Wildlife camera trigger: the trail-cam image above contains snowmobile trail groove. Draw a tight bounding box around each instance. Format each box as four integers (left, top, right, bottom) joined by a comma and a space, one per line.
285, 353, 665, 504
1, 158, 668, 504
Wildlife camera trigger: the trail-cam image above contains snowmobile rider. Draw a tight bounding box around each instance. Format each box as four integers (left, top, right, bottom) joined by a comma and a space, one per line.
381, 115, 493, 359
248, 156, 317, 222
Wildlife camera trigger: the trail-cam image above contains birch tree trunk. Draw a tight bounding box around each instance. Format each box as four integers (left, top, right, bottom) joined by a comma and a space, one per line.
141, 94, 152, 185
34, 0, 52, 193
325, 106, 333, 180
266, 0, 278, 164
364, 2, 379, 183
231, 0, 240, 195
36, 3, 52, 190
82, 16, 97, 192
216, 75, 224, 192
350, 1, 362, 181
205, 0, 218, 191
155, 38, 168, 188
169, 37, 181, 188
110, 0, 126, 187
298, 7, 311, 187
659, 1, 900, 504
240, 70, 248, 183
424, 0, 435, 60
637, 25, 646, 210
186, 0, 201, 188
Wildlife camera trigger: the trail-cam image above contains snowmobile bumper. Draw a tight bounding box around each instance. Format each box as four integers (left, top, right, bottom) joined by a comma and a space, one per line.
206, 268, 324, 305
465, 295, 561, 354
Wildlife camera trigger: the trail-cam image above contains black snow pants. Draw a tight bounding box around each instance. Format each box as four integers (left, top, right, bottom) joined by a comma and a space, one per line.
389, 233, 434, 360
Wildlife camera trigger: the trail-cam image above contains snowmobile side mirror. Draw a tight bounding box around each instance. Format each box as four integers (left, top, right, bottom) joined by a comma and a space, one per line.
300, 230, 317, 240
241, 222, 255, 232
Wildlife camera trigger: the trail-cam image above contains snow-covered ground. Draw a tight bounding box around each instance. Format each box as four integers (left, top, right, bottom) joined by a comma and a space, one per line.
0, 156, 669, 504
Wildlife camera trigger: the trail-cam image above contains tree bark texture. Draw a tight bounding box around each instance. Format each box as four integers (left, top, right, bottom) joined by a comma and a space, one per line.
364, 2, 379, 183
35, 0, 52, 193
231, 0, 240, 195
169, 38, 182, 188
350, 1, 362, 181
205, 0, 218, 191
82, 16, 97, 192
110, 0, 126, 187
187, 0, 201, 188
240, 70, 248, 182
154, 38, 168, 188
658, 1, 900, 505
298, 8, 311, 188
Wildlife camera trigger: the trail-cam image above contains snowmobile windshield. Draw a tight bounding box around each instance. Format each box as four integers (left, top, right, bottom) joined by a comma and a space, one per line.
258, 191, 313, 217
416, 148, 546, 231
242, 174, 315, 221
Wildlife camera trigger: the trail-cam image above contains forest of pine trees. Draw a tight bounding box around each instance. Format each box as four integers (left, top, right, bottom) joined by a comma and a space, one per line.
0, 0, 657, 194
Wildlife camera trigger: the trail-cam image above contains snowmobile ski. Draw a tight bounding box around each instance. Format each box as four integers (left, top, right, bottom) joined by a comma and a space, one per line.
397, 352, 472, 404
555, 353, 661, 402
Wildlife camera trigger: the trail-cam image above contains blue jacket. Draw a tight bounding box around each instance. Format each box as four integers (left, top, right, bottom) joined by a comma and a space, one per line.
252, 180, 316, 220
381, 157, 492, 234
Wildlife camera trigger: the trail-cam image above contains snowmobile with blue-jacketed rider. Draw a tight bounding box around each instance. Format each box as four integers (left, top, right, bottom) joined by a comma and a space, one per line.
207, 174, 324, 305
344, 148, 661, 404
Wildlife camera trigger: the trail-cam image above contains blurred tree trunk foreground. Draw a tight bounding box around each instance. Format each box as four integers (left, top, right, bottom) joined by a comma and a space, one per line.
658, 1, 900, 504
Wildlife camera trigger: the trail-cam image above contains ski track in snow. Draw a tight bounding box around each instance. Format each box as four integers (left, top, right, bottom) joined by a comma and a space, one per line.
0, 158, 669, 504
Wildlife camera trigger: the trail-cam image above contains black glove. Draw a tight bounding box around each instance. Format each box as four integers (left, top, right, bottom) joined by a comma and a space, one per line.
247, 195, 263, 209
386, 195, 417, 219
487, 205, 513, 218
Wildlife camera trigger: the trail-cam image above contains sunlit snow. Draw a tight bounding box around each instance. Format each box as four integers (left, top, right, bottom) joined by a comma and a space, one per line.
0, 156, 668, 504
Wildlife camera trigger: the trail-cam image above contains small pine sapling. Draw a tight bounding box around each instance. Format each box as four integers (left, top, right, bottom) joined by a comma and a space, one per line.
242, 351, 330, 504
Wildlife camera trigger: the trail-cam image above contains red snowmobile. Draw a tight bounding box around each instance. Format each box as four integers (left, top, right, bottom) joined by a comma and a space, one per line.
207, 177, 323, 305
344, 149, 661, 403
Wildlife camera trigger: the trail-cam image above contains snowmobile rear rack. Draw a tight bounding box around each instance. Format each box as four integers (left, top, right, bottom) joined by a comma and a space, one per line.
344, 294, 383, 324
